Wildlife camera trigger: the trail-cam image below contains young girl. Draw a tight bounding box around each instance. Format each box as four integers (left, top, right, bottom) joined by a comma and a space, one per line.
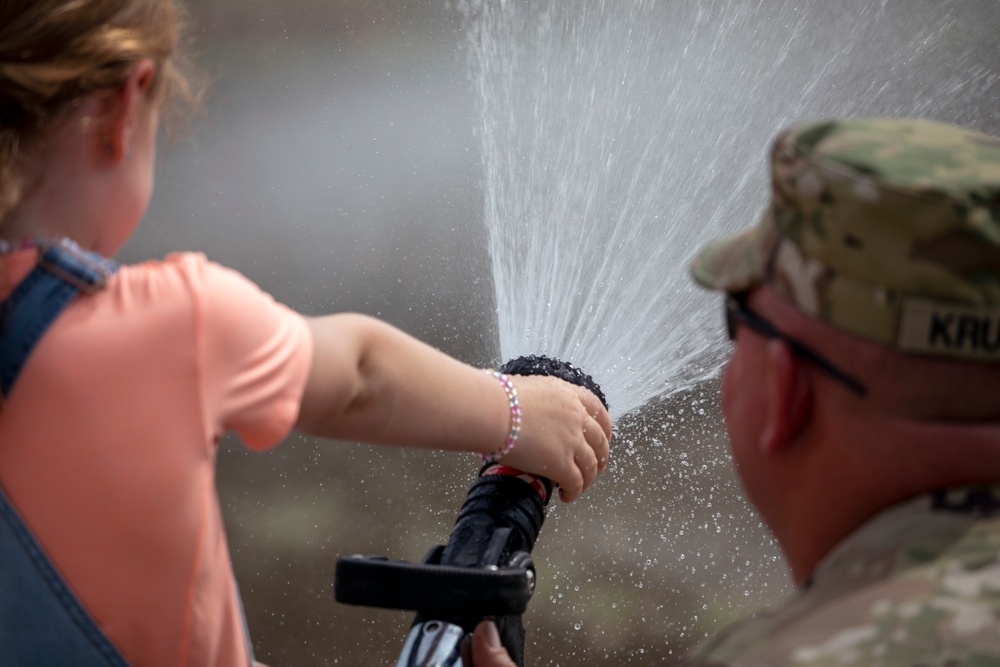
0, 1, 612, 665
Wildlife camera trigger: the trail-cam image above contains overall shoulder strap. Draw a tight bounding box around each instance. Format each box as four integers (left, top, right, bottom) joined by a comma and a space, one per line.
0, 239, 132, 667
0, 239, 118, 400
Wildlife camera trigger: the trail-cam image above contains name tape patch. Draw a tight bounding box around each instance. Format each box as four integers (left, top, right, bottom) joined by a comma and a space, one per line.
898, 299, 1000, 360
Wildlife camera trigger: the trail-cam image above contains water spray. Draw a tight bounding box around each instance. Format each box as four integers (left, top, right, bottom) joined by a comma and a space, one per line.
334, 354, 607, 667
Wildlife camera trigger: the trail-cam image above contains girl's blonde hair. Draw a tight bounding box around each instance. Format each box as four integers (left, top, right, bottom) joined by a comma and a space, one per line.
0, 0, 202, 220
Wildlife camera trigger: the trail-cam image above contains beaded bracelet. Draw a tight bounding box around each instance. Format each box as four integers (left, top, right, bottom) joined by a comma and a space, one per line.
481, 369, 522, 462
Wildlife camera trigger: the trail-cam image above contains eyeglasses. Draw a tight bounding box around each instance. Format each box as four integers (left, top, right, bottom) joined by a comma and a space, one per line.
725, 293, 867, 396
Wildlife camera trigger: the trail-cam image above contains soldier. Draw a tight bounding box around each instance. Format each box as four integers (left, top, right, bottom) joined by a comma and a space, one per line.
473, 117, 1000, 666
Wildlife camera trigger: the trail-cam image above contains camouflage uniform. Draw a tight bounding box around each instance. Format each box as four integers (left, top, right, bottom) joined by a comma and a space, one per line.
687, 119, 1000, 665
686, 486, 1000, 667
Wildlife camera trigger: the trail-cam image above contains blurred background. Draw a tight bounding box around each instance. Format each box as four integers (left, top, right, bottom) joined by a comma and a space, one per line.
122, 1, 1000, 665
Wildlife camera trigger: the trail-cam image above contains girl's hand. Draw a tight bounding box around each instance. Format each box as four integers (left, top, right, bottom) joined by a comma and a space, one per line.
496, 374, 612, 502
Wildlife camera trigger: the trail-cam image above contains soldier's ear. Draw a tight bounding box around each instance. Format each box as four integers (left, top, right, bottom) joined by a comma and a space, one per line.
759, 338, 812, 455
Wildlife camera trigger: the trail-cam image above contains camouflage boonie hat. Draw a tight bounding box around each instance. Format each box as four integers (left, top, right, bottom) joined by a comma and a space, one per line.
692, 117, 1000, 361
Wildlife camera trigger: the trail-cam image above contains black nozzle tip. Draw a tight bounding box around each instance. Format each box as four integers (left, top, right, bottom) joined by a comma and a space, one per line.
498, 354, 608, 411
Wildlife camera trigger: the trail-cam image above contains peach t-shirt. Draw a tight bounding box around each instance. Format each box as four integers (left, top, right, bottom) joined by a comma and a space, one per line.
0, 251, 313, 666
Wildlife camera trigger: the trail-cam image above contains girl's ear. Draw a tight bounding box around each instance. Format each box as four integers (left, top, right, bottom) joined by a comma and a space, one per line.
100, 59, 157, 162
759, 338, 812, 456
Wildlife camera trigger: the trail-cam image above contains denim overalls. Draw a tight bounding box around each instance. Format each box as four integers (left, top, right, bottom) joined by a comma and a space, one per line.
0, 240, 255, 666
